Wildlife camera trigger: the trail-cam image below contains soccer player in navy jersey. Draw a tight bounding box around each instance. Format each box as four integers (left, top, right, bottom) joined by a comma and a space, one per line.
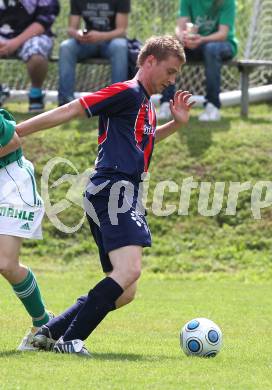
14, 35, 194, 356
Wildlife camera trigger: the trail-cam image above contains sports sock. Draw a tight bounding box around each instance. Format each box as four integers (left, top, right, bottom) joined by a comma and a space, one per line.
46, 295, 87, 340
29, 87, 42, 98
12, 268, 49, 327
63, 277, 124, 341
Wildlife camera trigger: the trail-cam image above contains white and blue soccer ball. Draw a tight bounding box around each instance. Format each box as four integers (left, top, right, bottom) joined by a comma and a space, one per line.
180, 318, 223, 357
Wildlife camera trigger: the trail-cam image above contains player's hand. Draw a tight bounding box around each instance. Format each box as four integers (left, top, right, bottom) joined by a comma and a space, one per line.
170, 90, 195, 125
0, 38, 20, 57
183, 34, 203, 49
77, 30, 103, 44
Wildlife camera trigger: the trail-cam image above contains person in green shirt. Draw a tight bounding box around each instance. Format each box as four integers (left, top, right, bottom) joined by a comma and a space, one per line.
0, 110, 53, 351
158, 0, 238, 121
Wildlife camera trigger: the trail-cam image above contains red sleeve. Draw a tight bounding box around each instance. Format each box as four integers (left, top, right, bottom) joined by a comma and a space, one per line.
80, 82, 135, 117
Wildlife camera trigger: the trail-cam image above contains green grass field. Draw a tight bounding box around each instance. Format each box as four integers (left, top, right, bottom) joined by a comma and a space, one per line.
1, 269, 272, 390
0, 102, 272, 389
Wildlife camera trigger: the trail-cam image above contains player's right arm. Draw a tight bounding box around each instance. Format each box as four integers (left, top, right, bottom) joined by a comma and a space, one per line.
0, 133, 21, 157
67, 0, 88, 40
16, 99, 85, 137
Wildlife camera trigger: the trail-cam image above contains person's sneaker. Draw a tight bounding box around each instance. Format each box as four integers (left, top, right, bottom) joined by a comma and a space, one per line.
0, 84, 10, 106
28, 93, 45, 113
198, 102, 221, 121
32, 325, 56, 351
53, 336, 91, 358
157, 101, 172, 121
17, 311, 55, 351
17, 326, 40, 351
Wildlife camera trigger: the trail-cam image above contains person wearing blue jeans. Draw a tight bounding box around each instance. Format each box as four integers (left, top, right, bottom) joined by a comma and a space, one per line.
188, 41, 233, 109
158, 0, 238, 122
58, 0, 131, 106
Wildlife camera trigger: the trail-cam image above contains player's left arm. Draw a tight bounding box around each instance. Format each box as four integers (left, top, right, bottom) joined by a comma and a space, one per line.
0, 133, 21, 157
155, 90, 194, 143
198, 25, 229, 44
16, 99, 85, 137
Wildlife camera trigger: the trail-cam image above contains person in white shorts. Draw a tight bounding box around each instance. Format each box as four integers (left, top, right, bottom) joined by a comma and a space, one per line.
0, 109, 53, 351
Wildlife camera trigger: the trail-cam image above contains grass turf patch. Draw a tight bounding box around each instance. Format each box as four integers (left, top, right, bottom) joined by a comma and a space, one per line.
0, 268, 271, 390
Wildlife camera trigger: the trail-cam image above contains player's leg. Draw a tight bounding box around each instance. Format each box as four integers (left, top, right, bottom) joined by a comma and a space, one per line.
0, 235, 52, 350
50, 245, 141, 356
200, 42, 233, 121
32, 295, 88, 351
34, 217, 111, 346
17, 35, 53, 113
101, 38, 128, 83
34, 281, 138, 351
43, 183, 148, 355
0, 157, 52, 350
56, 183, 148, 343
33, 281, 138, 351
27, 55, 48, 89
58, 38, 99, 105
61, 245, 141, 342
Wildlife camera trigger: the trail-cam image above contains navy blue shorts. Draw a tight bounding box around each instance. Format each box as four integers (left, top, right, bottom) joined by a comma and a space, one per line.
84, 176, 151, 273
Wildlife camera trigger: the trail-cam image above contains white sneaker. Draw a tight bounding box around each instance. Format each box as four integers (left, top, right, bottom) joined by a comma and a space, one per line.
198, 102, 221, 121
157, 102, 172, 121
17, 311, 54, 351
17, 327, 39, 351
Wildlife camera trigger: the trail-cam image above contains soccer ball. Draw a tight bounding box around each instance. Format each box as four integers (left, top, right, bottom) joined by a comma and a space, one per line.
180, 318, 223, 357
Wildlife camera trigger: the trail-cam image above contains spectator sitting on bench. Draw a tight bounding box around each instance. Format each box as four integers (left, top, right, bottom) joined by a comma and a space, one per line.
158, 0, 238, 122
58, 0, 131, 106
0, 0, 60, 113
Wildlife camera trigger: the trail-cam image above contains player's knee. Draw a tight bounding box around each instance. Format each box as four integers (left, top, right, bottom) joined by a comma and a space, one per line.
110, 38, 127, 49
203, 42, 220, 59
27, 53, 47, 63
0, 257, 18, 277
109, 38, 127, 56
59, 39, 76, 57
115, 264, 141, 287
127, 264, 141, 284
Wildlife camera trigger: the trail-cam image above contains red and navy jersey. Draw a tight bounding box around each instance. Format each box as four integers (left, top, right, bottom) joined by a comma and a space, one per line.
80, 80, 157, 183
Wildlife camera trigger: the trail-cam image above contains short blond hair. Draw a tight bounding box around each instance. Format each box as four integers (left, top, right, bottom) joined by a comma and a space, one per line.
137, 35, 186, 67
